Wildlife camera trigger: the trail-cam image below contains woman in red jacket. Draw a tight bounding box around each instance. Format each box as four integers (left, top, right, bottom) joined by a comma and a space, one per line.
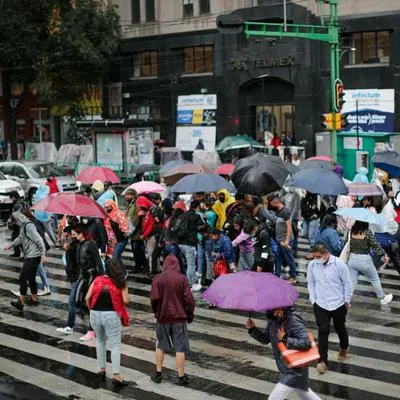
85, 259, 130, 386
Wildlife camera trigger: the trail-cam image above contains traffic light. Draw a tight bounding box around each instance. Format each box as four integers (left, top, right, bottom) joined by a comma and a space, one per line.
339, 113, 349, 130
321, 113, 333, 130
334, 79, 345, 112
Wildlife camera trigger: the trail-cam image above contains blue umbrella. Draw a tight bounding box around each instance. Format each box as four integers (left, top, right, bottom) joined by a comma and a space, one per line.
160, 160, 191, 176
373, 151, 400, 177
170, 173, 235, 193
288, 168, 348, 195
334, 208, 385, 225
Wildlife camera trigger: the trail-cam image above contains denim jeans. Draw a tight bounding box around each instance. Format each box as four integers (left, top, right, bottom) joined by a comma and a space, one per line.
90, 310, 122, 375
238, 252, 254, 271
42, 220, 57, 245
37, 263, 49, 288
274, 242, 297, 278
197, 242, 204, 275
67, 281, 78, 328
302, 219, 320, 246
348, 253, 385, 298
112, 239, 128, 262
269, 383, 321, 400
131, 239, 148, 271
179, 244, 197, 285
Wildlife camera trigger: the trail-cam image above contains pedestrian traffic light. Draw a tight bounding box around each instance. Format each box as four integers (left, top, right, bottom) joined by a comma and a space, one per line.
321, 113, 333, 130
334, 79, 345, 112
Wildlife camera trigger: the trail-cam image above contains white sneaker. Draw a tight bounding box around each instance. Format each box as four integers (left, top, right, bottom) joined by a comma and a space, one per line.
11, 290, 20, 297
38, 287, 51, 296
196, 272, 202, 278
56, 327, 73, 335
380, 294, 393, 306
191, 283, 202, 292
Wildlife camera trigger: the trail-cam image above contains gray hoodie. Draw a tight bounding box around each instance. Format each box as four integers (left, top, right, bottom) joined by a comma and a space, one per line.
10, 211, 46, 258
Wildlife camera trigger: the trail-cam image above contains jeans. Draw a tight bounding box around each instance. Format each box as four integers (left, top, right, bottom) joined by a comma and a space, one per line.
302, 219, 320, 246
179, 244, 197, 285
269, 383, 321, 400
197, 242, 205, 275
112, 239, 128, 262
37, 263, 49, 288
42, 220, 57, 245
20, 257, 41, 296
274, 242, 297, 278
238, 252, 254, 271
67, 281, 78, 328
348, 253, 385, 298
145, 235, 157, 273
313, 303, 348, 365
90, 310, 122, 375
131, 239, 148, 271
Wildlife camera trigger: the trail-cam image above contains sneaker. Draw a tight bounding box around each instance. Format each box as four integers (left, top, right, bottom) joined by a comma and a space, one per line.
151, 372, 162, 384
338, 348, 349, 362
191, 283, 202, 292
37, 287, 51, 296
79, 331, 96, 341
196, 272, 203, 278
11, 290, 20, 297
316, 361, 328, 374
176, 375, 189, 386
380, 293, 393, 306
10, 300, 24, 311
56, 327, 73, 335
287, 277, 297, 284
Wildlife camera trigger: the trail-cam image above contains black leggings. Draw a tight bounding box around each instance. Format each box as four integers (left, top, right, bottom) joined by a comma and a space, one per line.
20, 257, 41, 296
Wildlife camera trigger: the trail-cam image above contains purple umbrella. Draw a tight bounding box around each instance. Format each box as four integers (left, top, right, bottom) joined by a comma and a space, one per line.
202, 272, 299, 312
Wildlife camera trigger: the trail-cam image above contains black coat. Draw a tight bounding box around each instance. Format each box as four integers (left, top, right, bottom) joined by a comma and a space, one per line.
178, 210, 207, 247
65, 239, 80, 282
76, 239, 102, 276
86, 218, 107, 252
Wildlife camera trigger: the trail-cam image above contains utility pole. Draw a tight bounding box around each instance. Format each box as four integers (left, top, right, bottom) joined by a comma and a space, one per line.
218, 1, 342, 161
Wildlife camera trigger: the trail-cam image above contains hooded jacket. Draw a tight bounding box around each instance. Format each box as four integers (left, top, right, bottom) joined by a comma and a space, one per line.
10, 211, 46, 258
213, 189, 235, 230
136, 196, 155, 239
150, 254, 195, 324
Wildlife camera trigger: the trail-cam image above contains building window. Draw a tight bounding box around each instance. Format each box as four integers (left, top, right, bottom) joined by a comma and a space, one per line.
145, 0, 155, 22
199, 0, 210, 15
128, 101, 161, 120
184, 45, 213, 74
183, 0, 194, 18
349, 31, 390, 64
131, 0, 140, 23
132, 51, 158, 78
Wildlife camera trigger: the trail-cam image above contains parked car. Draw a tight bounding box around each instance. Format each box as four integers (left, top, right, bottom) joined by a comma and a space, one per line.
0, 161, 78, 203
0, 170, 25, 221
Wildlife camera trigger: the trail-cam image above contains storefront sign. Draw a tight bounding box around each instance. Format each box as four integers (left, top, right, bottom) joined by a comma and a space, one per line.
342, 89, 394, 132
231, 56, 296, 71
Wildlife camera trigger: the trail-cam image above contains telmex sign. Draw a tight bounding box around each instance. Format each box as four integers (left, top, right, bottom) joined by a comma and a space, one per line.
231, 56, 296, 70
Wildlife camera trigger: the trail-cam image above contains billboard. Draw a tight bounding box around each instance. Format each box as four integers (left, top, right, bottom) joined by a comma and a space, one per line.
176, 126, 216, 151
342, 89, 394, 133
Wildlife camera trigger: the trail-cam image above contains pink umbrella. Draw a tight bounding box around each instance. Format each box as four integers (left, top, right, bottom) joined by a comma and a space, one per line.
347, 183, 384, 197
306, 155, 332, 162
31, 193, 107, 219
122, 181, 165, 195
76, 166, 120, 184
215, 164, 235, 176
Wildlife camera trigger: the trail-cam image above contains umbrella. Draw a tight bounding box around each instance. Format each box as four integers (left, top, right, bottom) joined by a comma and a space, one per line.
31, 193, 107, 219
203, 272, 299, 312
288, 168, 348, 195
135, 164, 160, 175
231, 155, 290, 196
347, 183, 384, 197
76, 166, 120, 184
285, 162, 300, 175
215, 135, 266, 153
307, 155, 332, 162
299, 159, 334, 171
215, 164, 235, 176
334, 208, 385, 225
170, 173, 235, 193
122, 181, 165, 195
373, 151, 400, 177
163, 164, 213, 186
159, 160, 192, 176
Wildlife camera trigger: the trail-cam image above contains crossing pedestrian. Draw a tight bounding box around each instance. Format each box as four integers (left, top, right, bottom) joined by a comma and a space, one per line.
307, 242, 352, 374
150, 254, 195, 385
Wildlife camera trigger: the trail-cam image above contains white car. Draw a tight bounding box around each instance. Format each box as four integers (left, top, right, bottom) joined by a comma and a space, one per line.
0, 171, 25, 220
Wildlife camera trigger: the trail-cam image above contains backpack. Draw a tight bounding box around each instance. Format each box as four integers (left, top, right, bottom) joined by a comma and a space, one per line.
172, 212, 190, 241
23, 220, 50, 252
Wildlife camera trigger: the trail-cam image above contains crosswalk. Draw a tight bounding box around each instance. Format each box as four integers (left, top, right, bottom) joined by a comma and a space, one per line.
1, 236, 400, 399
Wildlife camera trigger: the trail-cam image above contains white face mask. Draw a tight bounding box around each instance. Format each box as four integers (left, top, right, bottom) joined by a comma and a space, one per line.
314, 258, 326, 266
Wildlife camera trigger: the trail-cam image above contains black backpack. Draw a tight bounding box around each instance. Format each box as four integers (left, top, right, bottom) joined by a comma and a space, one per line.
172, 212, 190, 241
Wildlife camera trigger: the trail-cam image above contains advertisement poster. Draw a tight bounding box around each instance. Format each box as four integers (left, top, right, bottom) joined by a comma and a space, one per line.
96, 133, 123, 170
126, 127, 154, 168
342, 89, 394, 132
176, 126, 216, 151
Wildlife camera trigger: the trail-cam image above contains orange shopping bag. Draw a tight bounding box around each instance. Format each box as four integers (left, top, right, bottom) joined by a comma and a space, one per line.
277, 332, 320, 368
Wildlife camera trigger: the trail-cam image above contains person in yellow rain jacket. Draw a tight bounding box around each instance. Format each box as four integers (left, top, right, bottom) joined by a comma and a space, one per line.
213, 189, 235, 230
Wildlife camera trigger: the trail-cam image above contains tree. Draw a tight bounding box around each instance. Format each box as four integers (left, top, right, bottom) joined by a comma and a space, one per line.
0, 0, 121, 159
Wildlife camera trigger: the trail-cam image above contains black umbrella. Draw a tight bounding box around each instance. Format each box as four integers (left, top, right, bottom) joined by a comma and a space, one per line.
285, 162, 300, 175
299, 159, 334, 171
231, 155, 290, 196
135, 164, 160, 174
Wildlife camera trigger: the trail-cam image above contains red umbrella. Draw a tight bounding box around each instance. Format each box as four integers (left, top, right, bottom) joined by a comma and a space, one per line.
163, 164, 213, 186
216, 164, 235, 176
76, 166, 120, 184
31, 193, 107, 219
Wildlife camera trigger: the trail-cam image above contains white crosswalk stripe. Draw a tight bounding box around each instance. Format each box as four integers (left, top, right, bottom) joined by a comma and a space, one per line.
1, 237, 400, 399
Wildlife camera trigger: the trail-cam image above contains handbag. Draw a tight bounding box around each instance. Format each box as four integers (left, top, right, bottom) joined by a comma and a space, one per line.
339, 232, 351, 263
277, 332, 320, 368
213, 257, 228, 277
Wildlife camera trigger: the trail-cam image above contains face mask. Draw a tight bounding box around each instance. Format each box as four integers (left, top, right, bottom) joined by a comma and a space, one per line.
106, 209, 112, 214
47, 177, 53, 182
